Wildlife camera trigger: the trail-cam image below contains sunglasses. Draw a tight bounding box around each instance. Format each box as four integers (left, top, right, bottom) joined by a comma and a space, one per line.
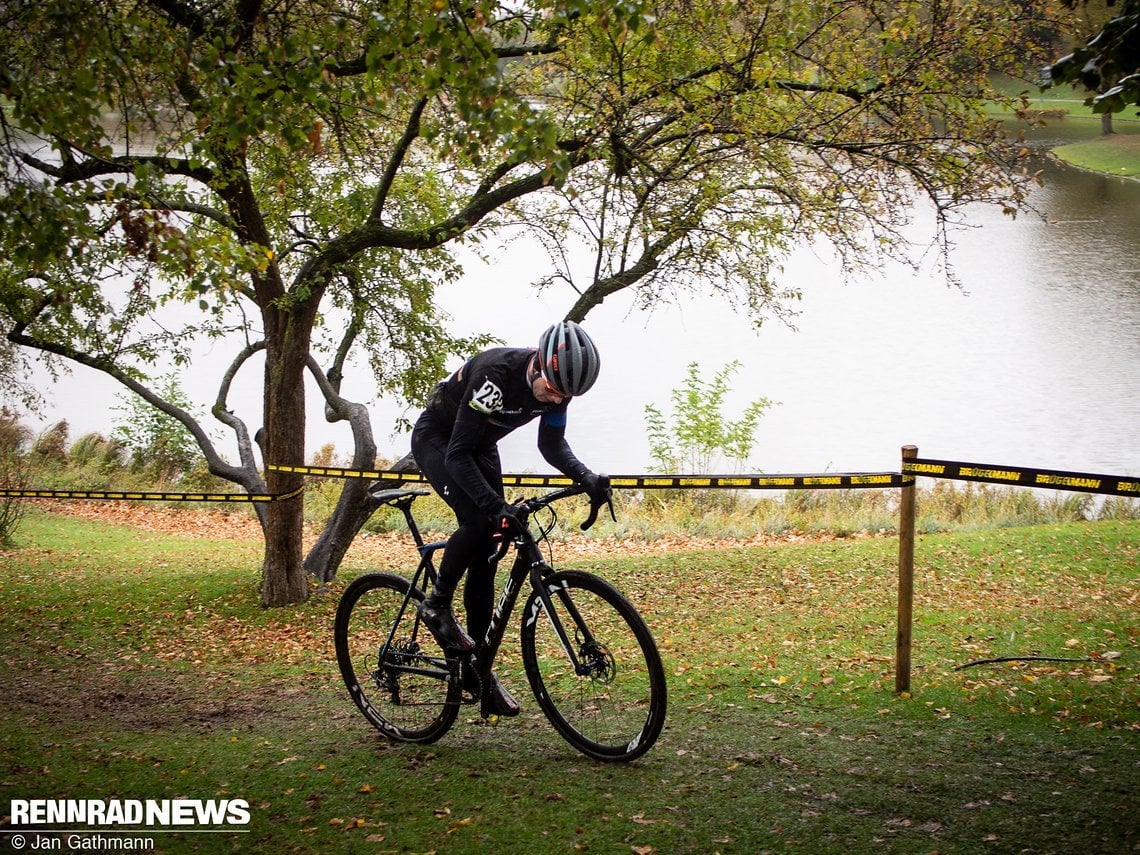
539, 376, 566, 398
530, 356, 566, 399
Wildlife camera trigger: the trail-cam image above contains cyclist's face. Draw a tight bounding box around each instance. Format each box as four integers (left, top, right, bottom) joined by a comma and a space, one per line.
531, 374, 566, 404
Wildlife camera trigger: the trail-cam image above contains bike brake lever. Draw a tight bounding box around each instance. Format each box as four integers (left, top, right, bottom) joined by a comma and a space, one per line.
580, 489, 614, 531
488, 532, 513, 564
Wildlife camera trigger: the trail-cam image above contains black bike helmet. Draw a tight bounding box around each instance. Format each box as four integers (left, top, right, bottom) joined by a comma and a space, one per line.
536, 321, 601, 396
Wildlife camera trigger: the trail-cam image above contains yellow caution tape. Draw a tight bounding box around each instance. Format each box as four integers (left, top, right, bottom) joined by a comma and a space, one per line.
0, 486, 305, 503
904, 458, 1139, 497
267, 464, 907, 490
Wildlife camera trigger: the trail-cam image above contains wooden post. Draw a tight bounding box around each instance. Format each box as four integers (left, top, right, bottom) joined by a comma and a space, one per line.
895, 445, 918, 694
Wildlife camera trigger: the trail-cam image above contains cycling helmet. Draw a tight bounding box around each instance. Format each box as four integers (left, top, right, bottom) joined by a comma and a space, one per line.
536, 321, 601, 396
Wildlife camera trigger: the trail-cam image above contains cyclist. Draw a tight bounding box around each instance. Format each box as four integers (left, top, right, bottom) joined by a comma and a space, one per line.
410, 321, 608, 717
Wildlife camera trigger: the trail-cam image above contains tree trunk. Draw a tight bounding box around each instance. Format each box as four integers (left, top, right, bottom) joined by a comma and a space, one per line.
1101, 111, 1114, 135
261, 490, 308, 606
258, 314, 312, 607
305, 478, 382, 583
305, 451, 420, 583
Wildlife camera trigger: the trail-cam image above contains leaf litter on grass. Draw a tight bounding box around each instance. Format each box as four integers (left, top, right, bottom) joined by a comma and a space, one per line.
2, 506, 1136, 853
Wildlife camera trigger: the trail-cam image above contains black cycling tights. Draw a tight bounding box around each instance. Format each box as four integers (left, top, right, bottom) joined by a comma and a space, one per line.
411, 414, 503, 646
439, 520, 496, 644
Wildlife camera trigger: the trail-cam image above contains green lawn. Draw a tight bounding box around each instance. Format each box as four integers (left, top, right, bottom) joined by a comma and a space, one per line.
1053, 133, 1140, 177
1, 511, 1136, 853
986, 74, 1140, 177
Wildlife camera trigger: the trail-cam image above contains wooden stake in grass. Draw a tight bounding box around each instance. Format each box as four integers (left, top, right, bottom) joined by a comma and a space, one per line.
896, 445, 918, 694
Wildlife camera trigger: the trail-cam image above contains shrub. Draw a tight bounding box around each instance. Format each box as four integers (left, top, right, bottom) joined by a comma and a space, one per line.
111, 376, 204, 482
643, 361, 775, 514
645, 360, 775, 475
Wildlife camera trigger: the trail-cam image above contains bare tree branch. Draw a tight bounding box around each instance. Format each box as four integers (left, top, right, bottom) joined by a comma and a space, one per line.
7, 318, 250, 487
370, 97, 429, 223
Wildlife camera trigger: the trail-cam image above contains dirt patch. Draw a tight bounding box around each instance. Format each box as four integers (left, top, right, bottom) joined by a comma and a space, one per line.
1, 659, 318, 733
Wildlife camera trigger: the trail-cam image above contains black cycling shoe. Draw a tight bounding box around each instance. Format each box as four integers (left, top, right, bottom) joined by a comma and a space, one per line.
484, 674, 520, 717
462, 663, 520, 718
417, 600, 476, 653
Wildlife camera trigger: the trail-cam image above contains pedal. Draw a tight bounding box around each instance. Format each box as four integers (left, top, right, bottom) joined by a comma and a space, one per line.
479, 695, 495, 720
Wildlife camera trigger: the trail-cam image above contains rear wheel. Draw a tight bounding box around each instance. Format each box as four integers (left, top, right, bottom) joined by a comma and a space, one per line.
334, 572, 460, 743
521, 570, 667, 762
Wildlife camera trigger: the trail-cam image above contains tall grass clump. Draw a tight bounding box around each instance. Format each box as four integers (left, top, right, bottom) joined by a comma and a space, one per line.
0, 407, 32, 547
914, 481, 1101, 531
4, 410, 237, 507
777, 488, 898, 535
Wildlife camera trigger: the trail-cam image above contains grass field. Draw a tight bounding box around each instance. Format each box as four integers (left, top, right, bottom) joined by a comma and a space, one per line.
1, 509, 1137, 853
985, 74, 1140, 179
1053, 132, 1140, 178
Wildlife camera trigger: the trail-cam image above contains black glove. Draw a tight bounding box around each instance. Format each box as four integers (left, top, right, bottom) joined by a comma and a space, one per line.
493, 503, 524, 536
579, 471, 610, 502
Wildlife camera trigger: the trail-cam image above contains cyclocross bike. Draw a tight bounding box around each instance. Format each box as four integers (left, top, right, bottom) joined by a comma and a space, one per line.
333, 479, 667, 762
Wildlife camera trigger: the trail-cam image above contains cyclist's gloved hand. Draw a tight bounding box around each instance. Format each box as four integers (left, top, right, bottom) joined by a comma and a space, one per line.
494, 503, 524, 535
579, 471, 610, 502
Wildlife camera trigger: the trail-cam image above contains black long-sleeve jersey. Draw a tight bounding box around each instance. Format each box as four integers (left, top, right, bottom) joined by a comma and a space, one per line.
420, 347, 590, 514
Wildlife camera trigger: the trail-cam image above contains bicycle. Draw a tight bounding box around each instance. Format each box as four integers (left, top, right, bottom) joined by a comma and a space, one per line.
333, 479, 667, 763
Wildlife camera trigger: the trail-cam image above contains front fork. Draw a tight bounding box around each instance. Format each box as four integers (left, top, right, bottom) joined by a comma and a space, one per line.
464, 540, 602, 716
527, 560, 604, 678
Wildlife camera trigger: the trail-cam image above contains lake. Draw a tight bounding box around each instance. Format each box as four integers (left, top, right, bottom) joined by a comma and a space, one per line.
24, 120, 1140, 483
431, 130, 1140, 482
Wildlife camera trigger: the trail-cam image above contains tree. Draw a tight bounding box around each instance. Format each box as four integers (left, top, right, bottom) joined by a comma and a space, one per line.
2, 1, 1051, 604
1045, 0, 1140, 115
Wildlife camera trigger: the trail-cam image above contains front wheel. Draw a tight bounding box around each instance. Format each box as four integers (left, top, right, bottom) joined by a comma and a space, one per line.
334, 572, 460, 743
521, 570, 667, 762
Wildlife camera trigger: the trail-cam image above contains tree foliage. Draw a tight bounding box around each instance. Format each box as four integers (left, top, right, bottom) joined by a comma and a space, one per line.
0, 0, 1051, 603
1045, 0, 1140, 112
112, 375, 205, 481
515, 1, 1053, 321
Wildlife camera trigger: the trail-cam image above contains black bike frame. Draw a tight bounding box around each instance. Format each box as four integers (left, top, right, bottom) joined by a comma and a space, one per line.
374, 487, 604, 711
475, 489, 605, 694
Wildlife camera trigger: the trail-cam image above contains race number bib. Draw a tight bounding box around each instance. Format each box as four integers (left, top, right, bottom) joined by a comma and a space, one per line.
469, 379, 504, 414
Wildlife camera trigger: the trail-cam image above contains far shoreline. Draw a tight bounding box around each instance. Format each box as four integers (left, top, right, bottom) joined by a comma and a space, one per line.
1050, 131, 1140, 180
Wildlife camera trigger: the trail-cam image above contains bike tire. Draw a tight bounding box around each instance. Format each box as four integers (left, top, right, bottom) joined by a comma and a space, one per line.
520, 569, 667, 762
334, 572, 460, 744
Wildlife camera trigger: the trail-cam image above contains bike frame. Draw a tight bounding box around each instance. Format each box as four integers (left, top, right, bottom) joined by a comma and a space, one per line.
375, 486, 604, 716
